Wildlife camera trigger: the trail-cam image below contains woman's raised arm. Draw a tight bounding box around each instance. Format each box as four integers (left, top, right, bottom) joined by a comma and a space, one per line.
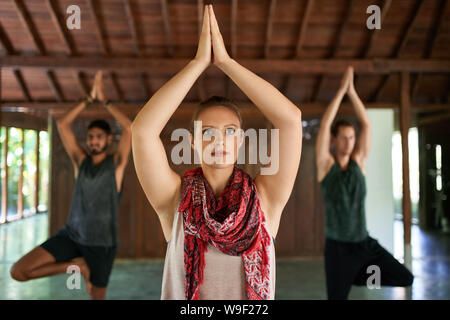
131, 6, 211, 241
208, 6, 302, 238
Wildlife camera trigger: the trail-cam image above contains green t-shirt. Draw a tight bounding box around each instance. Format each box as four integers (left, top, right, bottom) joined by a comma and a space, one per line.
320, 159, 369, 242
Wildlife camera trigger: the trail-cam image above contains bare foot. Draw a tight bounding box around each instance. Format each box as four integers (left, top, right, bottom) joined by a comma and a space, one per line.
72, 258, 92, 295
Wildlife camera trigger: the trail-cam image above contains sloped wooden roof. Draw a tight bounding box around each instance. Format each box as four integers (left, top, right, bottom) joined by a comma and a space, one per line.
0, 0, 450, 119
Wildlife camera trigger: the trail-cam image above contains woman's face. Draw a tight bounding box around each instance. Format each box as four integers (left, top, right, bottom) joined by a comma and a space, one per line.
191, 105, 243, 169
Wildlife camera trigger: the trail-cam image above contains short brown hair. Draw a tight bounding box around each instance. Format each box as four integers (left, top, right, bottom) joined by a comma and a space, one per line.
331, 119, 355, 137
189, 96, 243, 133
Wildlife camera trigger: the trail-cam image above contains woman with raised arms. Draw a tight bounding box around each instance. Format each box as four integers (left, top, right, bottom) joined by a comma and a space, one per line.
131, 5, 302, 300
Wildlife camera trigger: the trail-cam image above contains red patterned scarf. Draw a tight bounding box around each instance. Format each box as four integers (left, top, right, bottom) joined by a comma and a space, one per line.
178, 165, 272, 300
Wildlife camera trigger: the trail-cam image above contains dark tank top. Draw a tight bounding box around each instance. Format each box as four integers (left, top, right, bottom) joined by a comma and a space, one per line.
320, 158, 369, 242
65, 155, 120, 247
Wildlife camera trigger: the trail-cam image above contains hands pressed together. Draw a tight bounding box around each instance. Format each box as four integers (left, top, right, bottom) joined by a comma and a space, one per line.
85, 71, 109, 107
339, 66, 357, 97
194, 5, 231, 70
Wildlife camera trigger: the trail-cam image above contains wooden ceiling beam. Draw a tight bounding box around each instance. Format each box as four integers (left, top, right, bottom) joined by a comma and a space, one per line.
353, 0, 392, 97
281, 0, 315, 100
13, 69, 32, 102
294, 0, 314, 58
86, 0, 109, 55
45, 70, 64, 102
12, 0, 46, 55
371, 0, 425, 102
45, 0, 74, 55
2, 56, 449, 74
139, 73, 151, 99
360, 0, 392, 58
3, 101, 449, 113
226, 0, 239, 98
73, 71, 89, 97
412, 0, 448, 100
0, 23, 15, 55
264, 0, 277, 58
231, 0, 238, 58
123, 0, 141, 56
160, 0, 174, 57
109, 72, 124, 102
312, 0, 354, 102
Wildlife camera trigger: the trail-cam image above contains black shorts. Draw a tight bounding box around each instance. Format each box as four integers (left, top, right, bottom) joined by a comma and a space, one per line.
40, 228, 117, 288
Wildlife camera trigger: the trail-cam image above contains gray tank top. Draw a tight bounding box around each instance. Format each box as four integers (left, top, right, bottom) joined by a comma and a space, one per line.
65, 155, 120, 247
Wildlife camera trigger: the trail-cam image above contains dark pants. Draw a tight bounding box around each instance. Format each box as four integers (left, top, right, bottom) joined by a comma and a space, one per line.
324, 236, 414, 300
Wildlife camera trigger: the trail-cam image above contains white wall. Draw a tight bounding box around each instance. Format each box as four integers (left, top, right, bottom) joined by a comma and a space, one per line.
365, 109, 395, 252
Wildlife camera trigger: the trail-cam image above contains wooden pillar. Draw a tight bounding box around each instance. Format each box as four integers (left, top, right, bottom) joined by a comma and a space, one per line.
400, 72, 412, 249
35, 132, 40, 213
17, 129, 25, 219
1, 128, 8, 223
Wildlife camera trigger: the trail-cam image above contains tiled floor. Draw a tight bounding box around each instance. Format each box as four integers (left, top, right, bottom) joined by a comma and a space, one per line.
0, 214, 449, 300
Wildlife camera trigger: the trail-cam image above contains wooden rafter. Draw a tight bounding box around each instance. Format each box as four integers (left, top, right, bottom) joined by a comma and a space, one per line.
264, 0, 277, 58
13, 69, 32, 101
3, 102, 449, 114
123, 0, 148, 100
231, 0, 238, 58
371, 0, 425, 102
110, 72, 124, 102
73, 71, 89, 97
412, 0, 448, 100
45, 0, 74, 55
0, 22, 15, 54
12, 0, 46, 55
160, 0, 174, 57
123, 0, 141, 56
312, 0, 354, 102
2, 56, 450, 74
12, 0, 69, 102
294, 0, 314, 58
226, 0, 239, 98
86, 0, 109, 55
46, 70, 64, 102
353, 0, 392, 94
281, 0, 315, 99
419, 110, 450, 125
197, 0, 204, 37
360, 0, 392, 58
139, 73, 151, 99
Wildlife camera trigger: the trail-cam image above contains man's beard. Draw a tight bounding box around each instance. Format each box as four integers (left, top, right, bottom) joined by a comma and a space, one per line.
88, 144, 108, 155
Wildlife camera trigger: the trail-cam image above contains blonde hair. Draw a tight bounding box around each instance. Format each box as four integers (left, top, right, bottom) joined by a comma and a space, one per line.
189, 96, 243, 134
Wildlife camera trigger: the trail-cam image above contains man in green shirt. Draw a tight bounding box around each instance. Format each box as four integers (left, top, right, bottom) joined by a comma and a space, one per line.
315, 66, 414, 300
